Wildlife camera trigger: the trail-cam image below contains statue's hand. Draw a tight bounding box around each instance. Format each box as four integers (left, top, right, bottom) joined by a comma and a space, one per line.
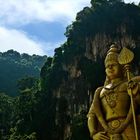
92, 131, 110, 140
127, 80, 139, 96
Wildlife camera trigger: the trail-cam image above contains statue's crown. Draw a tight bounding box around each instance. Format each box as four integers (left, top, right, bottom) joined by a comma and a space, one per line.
107, 44, 120, 54
105, 44, 120, 64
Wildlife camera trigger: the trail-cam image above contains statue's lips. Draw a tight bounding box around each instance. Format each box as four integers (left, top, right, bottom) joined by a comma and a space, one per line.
108, 70, 114, 73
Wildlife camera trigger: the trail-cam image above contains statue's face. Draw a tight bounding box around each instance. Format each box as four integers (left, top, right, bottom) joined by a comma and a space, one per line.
105, 61, 121, 80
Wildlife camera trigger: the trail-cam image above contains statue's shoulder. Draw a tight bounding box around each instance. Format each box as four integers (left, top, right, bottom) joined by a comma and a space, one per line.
116, 76, 140, 92
120, 76, 140, 87
94, 86, 103, 96
131, 76, 140, 83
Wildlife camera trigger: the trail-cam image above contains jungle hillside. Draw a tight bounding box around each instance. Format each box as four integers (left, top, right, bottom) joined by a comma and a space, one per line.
0, 50, 47, 96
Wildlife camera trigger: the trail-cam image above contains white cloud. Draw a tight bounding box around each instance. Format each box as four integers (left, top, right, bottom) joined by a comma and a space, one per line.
0, 0, 138, 26
0, 0, 139, 56
0, 0, 89, 55
0, 0, 90, 26
0, 26, 56, 56
124, 0, 139, 4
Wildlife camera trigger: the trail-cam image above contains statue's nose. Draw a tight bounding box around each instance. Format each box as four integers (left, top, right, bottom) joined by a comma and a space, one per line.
108, 65, 112, 69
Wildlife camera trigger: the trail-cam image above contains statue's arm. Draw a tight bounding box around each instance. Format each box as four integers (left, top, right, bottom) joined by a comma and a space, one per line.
87, 87, 102, 138
128, 77, 140, 126
131, 76, 140, 105
127, 76, 140, 100
135, 83, 140, 106
87, 104, 98, 138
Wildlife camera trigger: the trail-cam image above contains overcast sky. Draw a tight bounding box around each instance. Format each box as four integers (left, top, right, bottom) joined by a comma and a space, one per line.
0, 0, 139, 56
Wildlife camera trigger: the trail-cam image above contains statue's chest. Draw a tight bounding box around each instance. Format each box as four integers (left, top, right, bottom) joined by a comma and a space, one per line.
100, 83, 130, 108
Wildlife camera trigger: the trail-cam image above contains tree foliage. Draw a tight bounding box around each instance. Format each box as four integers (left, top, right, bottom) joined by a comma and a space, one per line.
0, 50, 47, 96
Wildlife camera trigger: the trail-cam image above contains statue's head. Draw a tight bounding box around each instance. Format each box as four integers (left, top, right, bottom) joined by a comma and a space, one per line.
104, 44, 123, 81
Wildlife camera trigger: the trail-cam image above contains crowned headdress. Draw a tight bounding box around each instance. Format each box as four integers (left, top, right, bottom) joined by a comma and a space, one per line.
105, 44, 120, 64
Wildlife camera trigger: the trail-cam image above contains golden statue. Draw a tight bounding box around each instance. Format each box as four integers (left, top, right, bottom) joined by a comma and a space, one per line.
87, 44, 140, 140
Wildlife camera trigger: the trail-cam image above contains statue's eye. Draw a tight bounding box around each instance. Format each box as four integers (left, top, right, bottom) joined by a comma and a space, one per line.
106, 65, 111, 68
